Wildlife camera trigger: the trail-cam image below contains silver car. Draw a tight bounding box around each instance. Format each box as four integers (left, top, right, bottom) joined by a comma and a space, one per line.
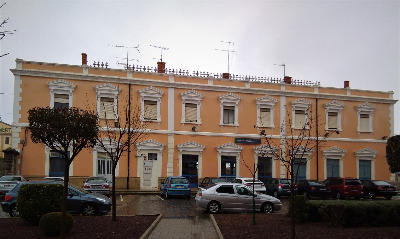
195, 183, 282, 213
232, 177, 267, 194
82, 177, 110, 196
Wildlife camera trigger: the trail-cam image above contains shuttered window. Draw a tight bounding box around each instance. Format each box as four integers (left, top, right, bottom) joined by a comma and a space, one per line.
360, 114, 370, 132
260, 108, 271, 127
54, 94, 69, 109
100, 97, 115, 119
185, 103, 197, 122
144, 100, 157, 120
294, 110, 306, 128
328, 112, 338, 129
223, 106, 235, 124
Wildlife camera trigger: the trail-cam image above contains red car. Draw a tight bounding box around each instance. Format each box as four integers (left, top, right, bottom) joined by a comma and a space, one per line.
323, 177, 363, 199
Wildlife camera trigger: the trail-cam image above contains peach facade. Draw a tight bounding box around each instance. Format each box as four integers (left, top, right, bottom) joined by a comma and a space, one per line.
10, 58, 397, 190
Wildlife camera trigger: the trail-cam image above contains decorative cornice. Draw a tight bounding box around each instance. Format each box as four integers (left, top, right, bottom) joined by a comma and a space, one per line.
136, 139, 165, 151
324, 100, 344, 110
47, 79, 76, 92
219, 92, 241, 103
216, 142, 243, 153
356, 102, 375, 113
94, 83, 120, 96
177, 141, 205, 152
254, 144, 279, 155
180, 89, 204, 100
355, 147, 378, 158
256, 95, 278, 106
139, 86, 164, 97
291, 98, 312, 107
323, 146, 347, 157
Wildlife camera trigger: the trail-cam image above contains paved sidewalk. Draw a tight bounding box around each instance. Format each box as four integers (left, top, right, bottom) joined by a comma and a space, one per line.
147, 216, 220, 239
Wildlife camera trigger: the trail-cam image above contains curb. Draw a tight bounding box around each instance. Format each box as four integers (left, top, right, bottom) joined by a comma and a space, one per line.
139, 214, 163, 239
210, 214, 224, 239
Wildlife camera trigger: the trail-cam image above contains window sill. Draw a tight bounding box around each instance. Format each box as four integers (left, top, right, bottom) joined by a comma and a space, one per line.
220, 124, 239, 127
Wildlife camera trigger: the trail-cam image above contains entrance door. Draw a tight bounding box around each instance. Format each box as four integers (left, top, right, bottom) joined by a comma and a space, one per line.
182, 154, 198, 188
258, 156, 272, 183
97, 153, 112, 182
49, 151, 66, 176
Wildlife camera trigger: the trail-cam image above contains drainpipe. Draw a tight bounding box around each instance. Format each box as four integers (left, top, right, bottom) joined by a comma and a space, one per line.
316, 98, 319, 180
127, 83, 131, 190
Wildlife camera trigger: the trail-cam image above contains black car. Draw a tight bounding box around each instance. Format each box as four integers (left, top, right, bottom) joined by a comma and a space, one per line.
296, 180, 331, 199
264, 178, 296, 198
199, 177, 230, 189
361, 180, 397, 200
1, 181, 111, 217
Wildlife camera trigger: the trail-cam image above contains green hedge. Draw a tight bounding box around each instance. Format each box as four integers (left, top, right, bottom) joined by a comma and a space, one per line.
39, 212, 74, 237
17, 184, 63, 224
293, 199, 400, 227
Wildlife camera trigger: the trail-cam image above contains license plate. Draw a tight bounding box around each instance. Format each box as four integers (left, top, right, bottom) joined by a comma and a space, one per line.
176, 185, 184, 188
319, 189, 326, 191
93, 185, 102, 188
387, 188, 393, 190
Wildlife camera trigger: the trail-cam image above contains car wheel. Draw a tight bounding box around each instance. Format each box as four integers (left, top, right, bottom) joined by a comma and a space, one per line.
273, 191, 279, 198
9, 205, 19, 217
367, 191, 375, 199
336, 192, 342, 200
207, 201, 221, 214
82, 203, 97, 216
385, 195, 392, 200
261, 202, 274, 214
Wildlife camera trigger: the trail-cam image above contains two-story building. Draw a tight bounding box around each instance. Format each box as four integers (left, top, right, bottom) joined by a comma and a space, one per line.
10, 54, 396, 190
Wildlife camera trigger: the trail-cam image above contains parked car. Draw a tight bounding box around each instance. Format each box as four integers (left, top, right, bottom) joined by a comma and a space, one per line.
264, 178, 296, 198
195, 182, 282, 213
323, 177, 363, 199
82, 177, 110, 196
199, 177, 230, 189
231, 178, 266, 194
361, 180, 397, 200
296, 180, 331, 199
1, 181, 111, 217
0, 175, 28, 196
160, 176, 191, 199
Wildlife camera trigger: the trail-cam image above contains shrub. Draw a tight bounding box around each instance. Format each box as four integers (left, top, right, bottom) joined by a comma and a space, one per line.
17, 183, 63, 224
288, 195, 309, 222
39, 212, 74, 237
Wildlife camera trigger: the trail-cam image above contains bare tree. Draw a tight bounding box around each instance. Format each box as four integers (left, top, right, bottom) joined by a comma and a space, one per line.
96, 89, 150, 221
0, 2, 16, 58
258, 106, 333, 239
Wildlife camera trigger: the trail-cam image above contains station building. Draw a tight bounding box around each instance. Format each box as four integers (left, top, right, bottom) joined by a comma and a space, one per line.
10, 54, 397, 190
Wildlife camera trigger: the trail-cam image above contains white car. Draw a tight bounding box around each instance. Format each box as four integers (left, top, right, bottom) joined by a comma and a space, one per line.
232, 178, 267, 194
195, 182, 282, 214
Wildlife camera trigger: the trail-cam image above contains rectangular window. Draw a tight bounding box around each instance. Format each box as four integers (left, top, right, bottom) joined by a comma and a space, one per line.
221, 156, 236, 180
293, 158, 307, 179
148, 153, 157, 160
100, 97, 115, 119
185, 103, 197, 123
327, 159, 340, 178
97, 153, 112, 175
359, 160, 371, 180
144, 100, 157, 120
327, 112, 338, 129
294, 110, 306, 128
49, 151, 67, 177
258, 156, 272, 182
5, 136, 10, 145
54, 94, 69, 109
360, 114, 370, 132
260, 108, 271, 127
223, 106, 235, 124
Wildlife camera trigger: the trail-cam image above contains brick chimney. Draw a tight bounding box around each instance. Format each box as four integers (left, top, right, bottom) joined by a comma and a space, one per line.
157, 61, 166, 73
222, 73, 230, 79
283, 76, 292, 84
344, 81, 350, 88
81, 53, 87, 65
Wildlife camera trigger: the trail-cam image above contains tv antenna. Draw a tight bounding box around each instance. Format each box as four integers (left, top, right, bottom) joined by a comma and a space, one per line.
274, 63, 286, 79
150, 45, 169, 62
215, 41, 236, 73
112, 44, 140, 69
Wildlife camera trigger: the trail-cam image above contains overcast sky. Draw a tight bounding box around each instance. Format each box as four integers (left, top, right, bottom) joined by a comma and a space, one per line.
1, 0, 399, 133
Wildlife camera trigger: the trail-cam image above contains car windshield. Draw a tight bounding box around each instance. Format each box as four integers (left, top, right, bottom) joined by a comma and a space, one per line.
280, 179, 291, 184
86, 178, 107, 183
308, 181, 323, 186
345, 179, 361, 186
373, 181, 391, 186
0, 176, 21, 181
171, 178, 188, 184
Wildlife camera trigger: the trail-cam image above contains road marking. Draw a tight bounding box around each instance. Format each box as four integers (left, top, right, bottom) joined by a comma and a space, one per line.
120, 195, 123, 201
157, 195, 164, 201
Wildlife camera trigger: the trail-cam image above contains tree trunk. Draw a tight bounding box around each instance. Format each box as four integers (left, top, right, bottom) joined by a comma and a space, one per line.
112, 162, 117, 221
290, 167, 296, 239
60, 160, 70, 239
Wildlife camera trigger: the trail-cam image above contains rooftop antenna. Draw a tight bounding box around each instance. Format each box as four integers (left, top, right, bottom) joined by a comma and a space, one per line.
274, 63, 286, 79
215, 41, 236, 73
150, 45, 169, 62
112, 44, 140, 69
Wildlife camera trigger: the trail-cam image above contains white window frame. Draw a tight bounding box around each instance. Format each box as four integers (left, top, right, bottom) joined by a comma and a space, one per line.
93, 138, 119, 179
323, 146, 346, 179
139, 86, 164, 123
324, 100, 344, 132
355, 148, 377, 180
356, 102, 375, 133
290, 98, 311, 129
216, 142, 242, 177
94, 83, 120, 120
180, 89, 203, 125
289, 146, 313, 179
219, 92, 241, 127
47, 79, 76, 108
177, 141, 205, 177
254, 144, 279, 178
256, 95, 277, 128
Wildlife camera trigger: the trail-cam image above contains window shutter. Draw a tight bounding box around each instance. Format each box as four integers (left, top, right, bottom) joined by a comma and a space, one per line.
260, 108, 270, 127
328, 112, 338, 129
100, 97, 115, 119
185, 103, 197, 122
223, 106, 235, 124
295, 110, 305, 128
360, 114, 370, 132
55, 94, 69, 104
144, 100, 157, 120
